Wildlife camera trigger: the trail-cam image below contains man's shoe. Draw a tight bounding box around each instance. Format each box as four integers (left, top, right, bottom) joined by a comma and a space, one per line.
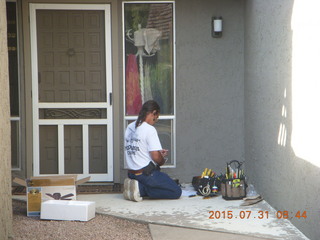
130, 179, 142, 202
123, 178, 131, 200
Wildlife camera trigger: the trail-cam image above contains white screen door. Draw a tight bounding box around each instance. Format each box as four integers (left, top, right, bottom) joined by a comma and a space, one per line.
30, 4, 113, 181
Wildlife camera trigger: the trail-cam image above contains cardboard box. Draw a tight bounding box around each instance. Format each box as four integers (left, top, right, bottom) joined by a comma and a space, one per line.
13, 175, 90, 216
41, 200, 95, 221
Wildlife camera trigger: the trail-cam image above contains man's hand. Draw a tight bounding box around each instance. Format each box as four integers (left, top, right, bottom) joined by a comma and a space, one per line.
160, 149, 168, 157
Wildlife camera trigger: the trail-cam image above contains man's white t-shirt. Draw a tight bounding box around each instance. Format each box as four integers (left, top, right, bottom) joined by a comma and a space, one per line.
124, 121, 162, 170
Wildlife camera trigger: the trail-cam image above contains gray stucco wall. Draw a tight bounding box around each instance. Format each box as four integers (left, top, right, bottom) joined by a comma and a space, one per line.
165, 0, 245, 182
245, 1, 320, 239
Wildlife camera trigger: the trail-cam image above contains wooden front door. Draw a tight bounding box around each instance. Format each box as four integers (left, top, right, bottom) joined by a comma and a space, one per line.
30, 4, 113, 181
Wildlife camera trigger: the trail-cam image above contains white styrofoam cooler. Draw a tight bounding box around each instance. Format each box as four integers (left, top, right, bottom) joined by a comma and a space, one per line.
40, 200, 95, 221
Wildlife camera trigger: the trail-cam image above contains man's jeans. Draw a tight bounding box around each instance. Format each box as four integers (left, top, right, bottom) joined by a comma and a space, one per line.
128, 170, 182, 199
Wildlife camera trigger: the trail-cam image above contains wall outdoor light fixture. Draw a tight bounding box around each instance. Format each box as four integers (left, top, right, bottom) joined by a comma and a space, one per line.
212, 16, 223, 38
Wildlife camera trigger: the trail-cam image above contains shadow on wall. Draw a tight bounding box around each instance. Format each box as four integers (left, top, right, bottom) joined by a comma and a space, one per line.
277, 88, 288, 147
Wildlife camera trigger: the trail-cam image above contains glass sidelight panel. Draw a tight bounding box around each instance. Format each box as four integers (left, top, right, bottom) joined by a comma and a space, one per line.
11, 120, 20, 168
89, 125, 107, 173
7, 1, 19, 116
39, 125, 58, 174
123, 2, 176, 167
64, 125, 83, 174
125, 119, 174, 166
154, 120, 173, 165
7, 1, 21, 170
124, 2, 174, 115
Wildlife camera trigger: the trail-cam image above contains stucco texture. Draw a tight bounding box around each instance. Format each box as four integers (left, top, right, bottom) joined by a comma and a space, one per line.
165, 0, 245, 182
0, 0, 13, 239
245, 0, 320, 239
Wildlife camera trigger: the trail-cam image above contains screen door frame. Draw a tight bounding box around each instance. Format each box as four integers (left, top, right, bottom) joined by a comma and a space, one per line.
29, 3, 113, 181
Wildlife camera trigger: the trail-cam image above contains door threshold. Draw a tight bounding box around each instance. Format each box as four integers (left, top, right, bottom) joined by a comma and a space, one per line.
77, 183, 122, 194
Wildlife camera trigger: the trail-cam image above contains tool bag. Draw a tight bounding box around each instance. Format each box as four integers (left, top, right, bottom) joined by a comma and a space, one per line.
195, 168, 222, 197
221, 160, 247, 200
197, 177, 216, 196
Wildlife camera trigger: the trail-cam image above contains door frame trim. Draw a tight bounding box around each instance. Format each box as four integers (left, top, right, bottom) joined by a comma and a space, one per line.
29, 3, 113, 181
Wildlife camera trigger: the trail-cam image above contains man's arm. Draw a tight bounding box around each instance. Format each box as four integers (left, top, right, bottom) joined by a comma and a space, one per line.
150, 150, 168, 166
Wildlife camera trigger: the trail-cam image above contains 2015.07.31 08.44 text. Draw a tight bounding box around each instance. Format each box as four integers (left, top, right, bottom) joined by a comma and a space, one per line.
208, 210, 307, 220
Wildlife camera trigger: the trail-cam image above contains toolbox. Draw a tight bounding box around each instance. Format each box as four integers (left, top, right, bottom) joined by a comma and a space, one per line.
221, 177, 246, 200
221, 160, 247, 200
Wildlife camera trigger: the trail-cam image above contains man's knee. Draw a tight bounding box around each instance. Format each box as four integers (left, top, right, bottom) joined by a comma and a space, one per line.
171, 186, 182, 199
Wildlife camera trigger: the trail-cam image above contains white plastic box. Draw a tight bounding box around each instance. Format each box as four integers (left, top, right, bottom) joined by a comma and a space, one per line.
40, 200, 95, 221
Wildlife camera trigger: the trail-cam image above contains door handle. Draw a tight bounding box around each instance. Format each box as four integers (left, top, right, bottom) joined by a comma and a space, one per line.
109, 92, 112, 105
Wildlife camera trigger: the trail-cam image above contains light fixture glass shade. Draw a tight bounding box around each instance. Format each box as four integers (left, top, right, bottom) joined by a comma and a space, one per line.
212, 16, 223, 38
214, 19, 222, 32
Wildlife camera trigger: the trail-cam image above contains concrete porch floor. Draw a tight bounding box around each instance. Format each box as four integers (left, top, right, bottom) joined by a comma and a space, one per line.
13, 187, 309, 240
77, 187, 309, 240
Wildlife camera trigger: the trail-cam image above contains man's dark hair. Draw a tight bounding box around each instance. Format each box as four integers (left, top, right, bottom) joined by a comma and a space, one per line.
135, 100, 160, 128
